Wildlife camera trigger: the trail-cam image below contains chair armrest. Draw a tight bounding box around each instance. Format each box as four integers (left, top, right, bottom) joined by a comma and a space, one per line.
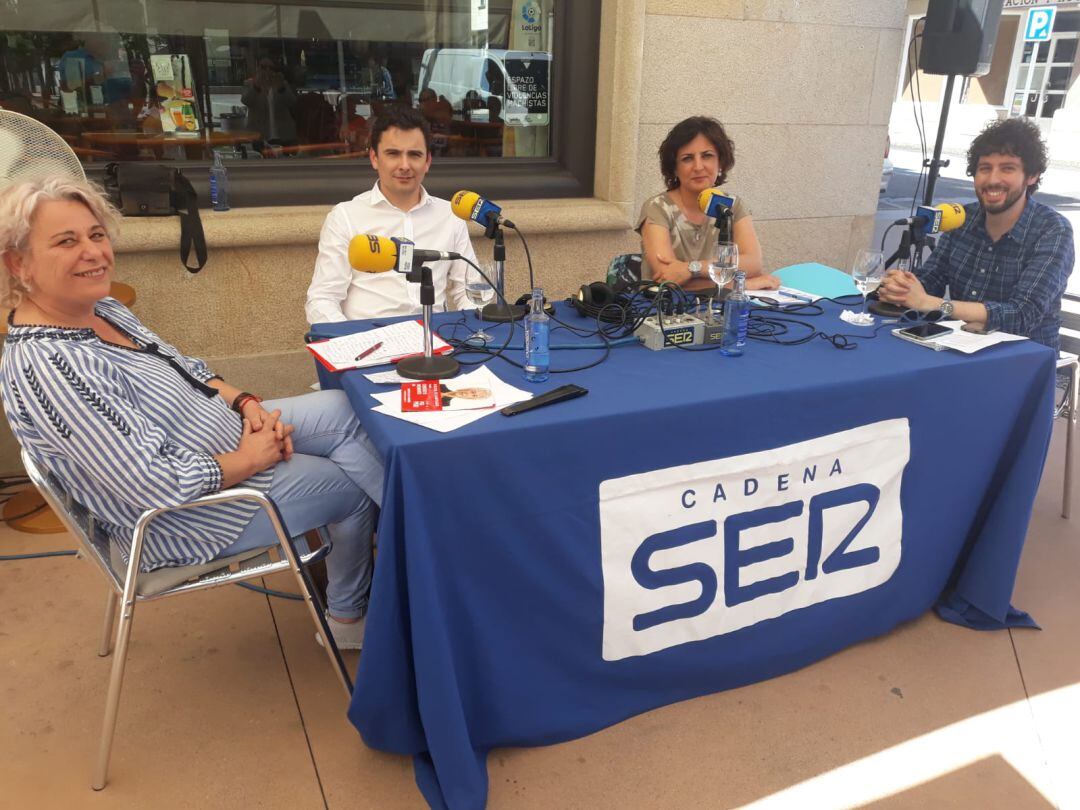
124, 488, 298, 594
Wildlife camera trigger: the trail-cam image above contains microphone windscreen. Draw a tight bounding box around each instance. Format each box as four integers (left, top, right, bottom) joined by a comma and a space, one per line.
697, 187, 736, 217
450, 190, 482, 222
936, 203, 966, 232
348, 234, 397, 273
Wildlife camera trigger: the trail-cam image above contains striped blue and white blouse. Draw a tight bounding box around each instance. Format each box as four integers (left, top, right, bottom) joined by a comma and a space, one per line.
0, 298, 273, 570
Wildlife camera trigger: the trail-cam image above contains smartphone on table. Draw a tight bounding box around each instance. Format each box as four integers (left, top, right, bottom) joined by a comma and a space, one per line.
897, 322, 952, 341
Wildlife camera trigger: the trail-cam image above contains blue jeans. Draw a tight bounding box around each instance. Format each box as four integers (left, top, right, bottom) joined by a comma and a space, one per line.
222, 389, 384, 619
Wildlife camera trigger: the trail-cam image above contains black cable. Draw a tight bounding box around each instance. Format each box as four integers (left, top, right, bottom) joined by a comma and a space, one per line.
235, 581, 303, 601
455, 256, 516, 368
880, 221, 898, 254
910, 25, 929, 216
652, 281, 726, 352
506, 224, 536, 292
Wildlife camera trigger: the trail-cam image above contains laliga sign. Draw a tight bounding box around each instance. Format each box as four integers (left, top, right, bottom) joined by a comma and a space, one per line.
599, 420, 910, 660
520, 1, 542, 32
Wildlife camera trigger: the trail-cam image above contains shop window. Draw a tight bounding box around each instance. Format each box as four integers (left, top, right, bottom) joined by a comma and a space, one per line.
0, 1, 599, 205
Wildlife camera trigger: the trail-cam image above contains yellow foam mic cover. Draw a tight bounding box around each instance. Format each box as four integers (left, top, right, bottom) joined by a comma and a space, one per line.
450, 190, 481, 221
697, 186, 736, 215
348, 234, 397, 273
935, 202, 966, 232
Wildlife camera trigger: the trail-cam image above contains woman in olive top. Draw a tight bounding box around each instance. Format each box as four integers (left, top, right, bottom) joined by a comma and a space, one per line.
638, 116, 778, 291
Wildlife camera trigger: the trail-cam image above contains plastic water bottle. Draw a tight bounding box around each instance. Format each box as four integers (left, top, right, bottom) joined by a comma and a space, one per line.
720, 271, 749, 357
209, 152, 230, 212
523, 287, 550, 382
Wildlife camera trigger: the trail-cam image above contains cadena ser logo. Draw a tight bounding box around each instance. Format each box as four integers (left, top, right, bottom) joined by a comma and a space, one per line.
599, 419, 910, 661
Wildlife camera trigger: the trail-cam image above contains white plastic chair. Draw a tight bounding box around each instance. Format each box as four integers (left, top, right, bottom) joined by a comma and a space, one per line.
20, 449, 353, 790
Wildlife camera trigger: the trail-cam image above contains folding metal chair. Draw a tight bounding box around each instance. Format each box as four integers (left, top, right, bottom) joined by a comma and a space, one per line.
1057, 352, 1078, 519
20, 449, 353, 790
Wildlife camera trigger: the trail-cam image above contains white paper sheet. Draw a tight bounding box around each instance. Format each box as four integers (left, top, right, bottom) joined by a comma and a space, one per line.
368, 367, 532, 433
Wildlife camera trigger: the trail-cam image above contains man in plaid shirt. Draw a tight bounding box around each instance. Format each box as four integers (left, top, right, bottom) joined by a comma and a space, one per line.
880, 118, 1074, 353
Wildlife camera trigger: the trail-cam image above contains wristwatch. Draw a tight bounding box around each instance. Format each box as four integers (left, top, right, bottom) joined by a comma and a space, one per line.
688, 260, 703, 278
939, 284, 954, 319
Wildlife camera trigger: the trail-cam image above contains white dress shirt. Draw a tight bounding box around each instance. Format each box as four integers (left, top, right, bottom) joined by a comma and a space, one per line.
306, 182, 479, 324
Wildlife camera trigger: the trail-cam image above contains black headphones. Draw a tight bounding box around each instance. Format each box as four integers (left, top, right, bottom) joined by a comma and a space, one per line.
578, 281, 617, 308
569, 281, 632, 322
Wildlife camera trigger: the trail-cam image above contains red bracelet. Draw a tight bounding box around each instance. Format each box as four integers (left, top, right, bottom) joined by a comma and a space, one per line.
232, 392, 262, 414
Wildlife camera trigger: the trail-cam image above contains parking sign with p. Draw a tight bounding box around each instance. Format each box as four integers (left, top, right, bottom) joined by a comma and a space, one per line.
1025, 7, 1057, 42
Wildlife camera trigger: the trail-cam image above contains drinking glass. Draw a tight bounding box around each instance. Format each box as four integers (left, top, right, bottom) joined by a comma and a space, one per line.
707, 241, 739, 319
466, 263, 496, 344
851, 249, 885, 316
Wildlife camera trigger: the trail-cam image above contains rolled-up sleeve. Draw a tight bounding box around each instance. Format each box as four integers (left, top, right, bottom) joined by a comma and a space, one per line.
17, 345, 224, 510
306, 206, 352, 324
983, 221, 1074, 335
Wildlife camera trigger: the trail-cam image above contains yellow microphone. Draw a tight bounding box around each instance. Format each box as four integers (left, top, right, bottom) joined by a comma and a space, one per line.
894, 203, 966, 238
348, 234, 399, 273
934, 202, 966, 233
451, 190, 513, 229
697, 187, 737, 218
348, 234, 462, 274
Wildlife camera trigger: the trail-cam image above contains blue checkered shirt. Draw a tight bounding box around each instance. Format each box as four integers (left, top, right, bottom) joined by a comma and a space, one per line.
916, 198, 1074, 353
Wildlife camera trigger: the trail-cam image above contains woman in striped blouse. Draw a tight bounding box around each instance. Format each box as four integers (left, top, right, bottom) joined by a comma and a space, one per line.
0, 177, 381, 650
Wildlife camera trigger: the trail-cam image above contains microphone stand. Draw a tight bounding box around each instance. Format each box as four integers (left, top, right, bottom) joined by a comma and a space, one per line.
396, 262, 460, 380
885, 73, 956, 271
715, 208, 733, 246
479, 219, 525, 323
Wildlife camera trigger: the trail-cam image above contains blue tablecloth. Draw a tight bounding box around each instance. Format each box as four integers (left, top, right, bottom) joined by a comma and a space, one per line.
311, 302, 1056, 810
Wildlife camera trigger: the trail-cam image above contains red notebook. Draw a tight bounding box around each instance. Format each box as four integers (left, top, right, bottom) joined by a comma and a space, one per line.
307, 320, 452, 372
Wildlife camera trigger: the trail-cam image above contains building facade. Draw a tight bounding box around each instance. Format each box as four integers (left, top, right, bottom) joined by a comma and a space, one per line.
0, 0, 907, 471
893, 1, 1080, 159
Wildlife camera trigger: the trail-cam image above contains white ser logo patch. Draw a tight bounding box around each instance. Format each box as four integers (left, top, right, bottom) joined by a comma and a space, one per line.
600, 419, 910, 661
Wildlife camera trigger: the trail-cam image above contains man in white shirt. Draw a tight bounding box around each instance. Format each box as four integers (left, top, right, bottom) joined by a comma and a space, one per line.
306, 107, 478, 324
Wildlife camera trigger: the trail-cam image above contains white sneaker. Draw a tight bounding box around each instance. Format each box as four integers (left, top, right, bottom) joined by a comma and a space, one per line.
316, 613, 366, 651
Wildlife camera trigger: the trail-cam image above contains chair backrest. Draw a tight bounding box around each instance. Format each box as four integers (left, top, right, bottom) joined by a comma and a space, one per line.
773, 262, 858, 298
20, 448, 122, 591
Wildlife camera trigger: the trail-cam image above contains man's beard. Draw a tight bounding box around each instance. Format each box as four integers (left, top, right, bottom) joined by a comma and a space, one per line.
978, 184, 1025, 214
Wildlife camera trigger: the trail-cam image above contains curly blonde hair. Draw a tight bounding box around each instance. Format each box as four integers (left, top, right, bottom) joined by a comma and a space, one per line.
0, 177, 121, 308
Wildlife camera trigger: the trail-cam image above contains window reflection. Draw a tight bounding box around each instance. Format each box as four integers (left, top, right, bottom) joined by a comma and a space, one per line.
0, 0, 555, 163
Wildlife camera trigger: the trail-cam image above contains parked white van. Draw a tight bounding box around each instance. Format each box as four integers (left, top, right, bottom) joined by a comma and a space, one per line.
415, 48, 550, 126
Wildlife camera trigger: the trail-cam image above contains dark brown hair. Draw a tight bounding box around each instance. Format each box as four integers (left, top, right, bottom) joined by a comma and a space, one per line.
370, 106, 432, 153
966, 117, 1047, 197
659, 116, 735, 190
